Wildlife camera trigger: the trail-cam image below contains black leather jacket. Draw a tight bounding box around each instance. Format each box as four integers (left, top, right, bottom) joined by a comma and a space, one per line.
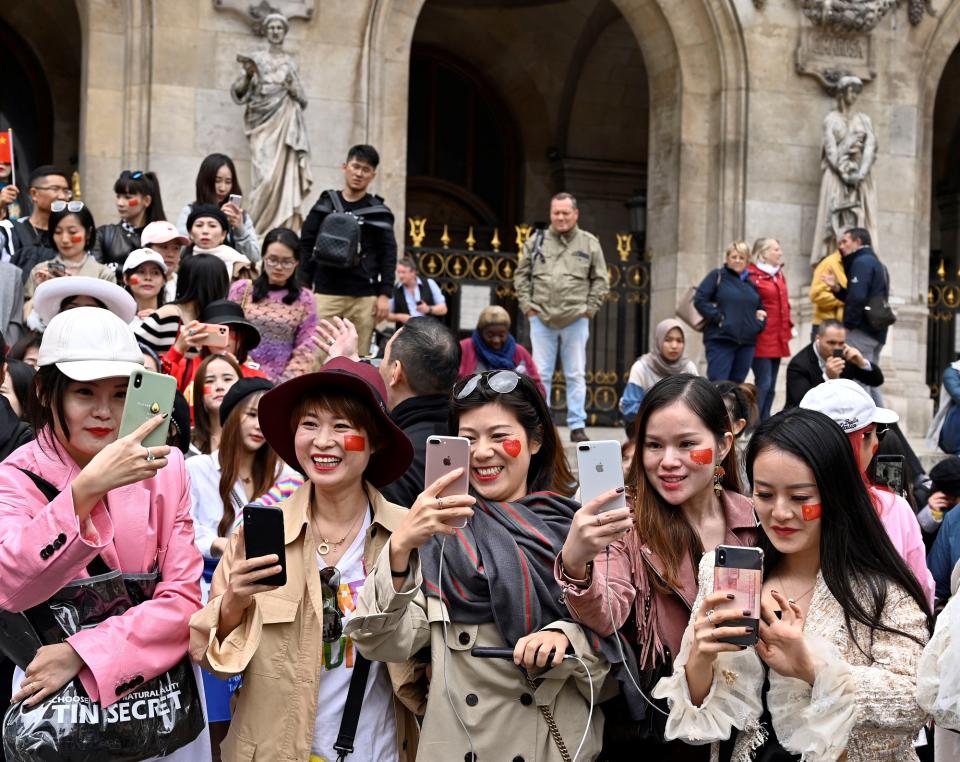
92, 223, 142, 271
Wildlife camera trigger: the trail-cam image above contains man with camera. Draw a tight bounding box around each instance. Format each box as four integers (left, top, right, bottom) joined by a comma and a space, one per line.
784, 319, 884, 408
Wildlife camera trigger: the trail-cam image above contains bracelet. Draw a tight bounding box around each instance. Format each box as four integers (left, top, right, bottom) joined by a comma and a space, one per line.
558, 554, 592, 587
390, 565, 410, 578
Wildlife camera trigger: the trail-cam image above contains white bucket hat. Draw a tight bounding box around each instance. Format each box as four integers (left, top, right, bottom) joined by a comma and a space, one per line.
123, 248, 168, 274
38, 307, 144, 381
33, 277, 137, 325
799, 378, 899, 432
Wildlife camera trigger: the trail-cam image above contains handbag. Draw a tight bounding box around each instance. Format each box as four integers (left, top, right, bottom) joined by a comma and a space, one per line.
0, 470, 204, 762
675, 269, 721, 333
864, 265, 896, 332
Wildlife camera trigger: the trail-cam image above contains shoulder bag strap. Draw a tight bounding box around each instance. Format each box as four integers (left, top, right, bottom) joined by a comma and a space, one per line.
327, 190, 345, 214
333, 652, 373, 761
16, 467, 112, 577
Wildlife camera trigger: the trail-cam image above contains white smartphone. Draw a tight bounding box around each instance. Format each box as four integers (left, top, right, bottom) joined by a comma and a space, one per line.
577, 440, 627, 512
425, 436, 471, 528
228, 193, 243, 208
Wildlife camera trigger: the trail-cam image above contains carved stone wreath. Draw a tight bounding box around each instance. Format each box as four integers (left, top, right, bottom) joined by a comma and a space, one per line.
796, 0, 935, 32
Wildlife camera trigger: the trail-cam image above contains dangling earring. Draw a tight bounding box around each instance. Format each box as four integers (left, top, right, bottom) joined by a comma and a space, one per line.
713, 465, 725, 496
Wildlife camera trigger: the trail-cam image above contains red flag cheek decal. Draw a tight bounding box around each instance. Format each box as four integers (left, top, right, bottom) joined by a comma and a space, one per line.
344, 435, 366, 452
689, 448, 714, 465
70, 234, 84, 244
203, 385, 213, 397
128, 275, 140, 285
802, 503, 822, 521
127, 197, 139, 207
503, 439, 522, 458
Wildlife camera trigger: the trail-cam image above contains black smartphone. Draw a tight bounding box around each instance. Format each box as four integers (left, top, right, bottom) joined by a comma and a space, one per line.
714, 545, 763, 646
832, 348, 845, 359
874, 455, 904, 495
243, 504, 287, 587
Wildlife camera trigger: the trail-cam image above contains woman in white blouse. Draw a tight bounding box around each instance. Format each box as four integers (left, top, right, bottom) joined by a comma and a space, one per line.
653, 407, 932, 761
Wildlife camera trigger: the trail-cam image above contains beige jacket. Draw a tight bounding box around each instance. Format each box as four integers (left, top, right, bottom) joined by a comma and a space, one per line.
514, 226, 610, 328
345, 538, 610, 762
189, 483, 423, 762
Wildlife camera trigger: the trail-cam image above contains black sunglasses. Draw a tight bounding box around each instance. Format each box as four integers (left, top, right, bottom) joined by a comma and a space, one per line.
455, 370, 521, 400
320, 567, 343, 643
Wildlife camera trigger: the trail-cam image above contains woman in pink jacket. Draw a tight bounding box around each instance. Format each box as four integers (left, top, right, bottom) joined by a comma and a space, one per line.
0, 307, 206, 757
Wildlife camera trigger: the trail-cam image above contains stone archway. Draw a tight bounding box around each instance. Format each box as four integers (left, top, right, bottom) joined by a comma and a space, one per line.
364, 0, 748, 332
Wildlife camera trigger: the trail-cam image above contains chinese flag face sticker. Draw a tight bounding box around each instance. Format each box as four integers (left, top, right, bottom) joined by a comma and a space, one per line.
802, 503, 822, 522
344, 434, 366, 452
689, 448, 714, 465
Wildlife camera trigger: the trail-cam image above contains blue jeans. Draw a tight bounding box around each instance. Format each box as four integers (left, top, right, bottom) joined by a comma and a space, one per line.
529, 315, 589, 429
751, 357, 781, 420
705, 340, 755, 384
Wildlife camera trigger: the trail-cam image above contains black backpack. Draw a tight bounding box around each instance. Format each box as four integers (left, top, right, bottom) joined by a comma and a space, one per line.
312, 190, 393, 269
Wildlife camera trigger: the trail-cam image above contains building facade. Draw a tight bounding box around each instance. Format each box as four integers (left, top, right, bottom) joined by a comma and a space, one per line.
4, 0, 960, 433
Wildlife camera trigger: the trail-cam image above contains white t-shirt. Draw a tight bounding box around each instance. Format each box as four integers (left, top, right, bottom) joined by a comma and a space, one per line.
311, 511, 398, 762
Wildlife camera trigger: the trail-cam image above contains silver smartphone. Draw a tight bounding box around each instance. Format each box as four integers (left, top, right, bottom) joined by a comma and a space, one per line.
228, 193, 243, 208
576, 440, 627, 512
425, 436, 471, 528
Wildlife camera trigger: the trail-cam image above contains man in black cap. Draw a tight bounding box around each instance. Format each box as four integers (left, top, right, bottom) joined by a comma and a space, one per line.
925, 456, 960, 603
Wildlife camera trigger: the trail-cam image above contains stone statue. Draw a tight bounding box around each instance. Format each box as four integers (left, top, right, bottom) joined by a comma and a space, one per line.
809, 75, 879, 265
232, 11, 313, 234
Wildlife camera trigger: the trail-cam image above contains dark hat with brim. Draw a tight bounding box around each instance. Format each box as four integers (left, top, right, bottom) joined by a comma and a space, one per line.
931, 456, 960, 497
220, 377, 274, 427
201, 299, 261, 351
257, 357, 413, 487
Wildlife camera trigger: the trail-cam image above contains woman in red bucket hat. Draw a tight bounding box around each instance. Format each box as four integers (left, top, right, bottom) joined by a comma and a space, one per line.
189, 357, 423, 761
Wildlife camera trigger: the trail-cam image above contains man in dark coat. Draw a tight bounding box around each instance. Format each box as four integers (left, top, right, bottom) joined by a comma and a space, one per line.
784, 320, 884, 408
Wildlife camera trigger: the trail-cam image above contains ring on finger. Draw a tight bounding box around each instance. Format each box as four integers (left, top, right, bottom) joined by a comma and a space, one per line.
145, 447, 155, 463
596, 514, 603, 527
706, 608, 716, 626
437, 497, 445, 510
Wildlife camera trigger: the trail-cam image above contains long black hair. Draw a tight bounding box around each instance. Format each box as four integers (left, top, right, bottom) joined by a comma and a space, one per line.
627, 374, 741, 589
746, 408, 932, 651
4, 359, 36, 422
174, 253, 229, 313
113, 170, 166, 224
194, 153, 242, 206
252, 227, 301, 305
450, 372, 576, 497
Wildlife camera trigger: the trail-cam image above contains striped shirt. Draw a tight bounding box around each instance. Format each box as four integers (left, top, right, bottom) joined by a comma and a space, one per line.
135, 310, 182, 354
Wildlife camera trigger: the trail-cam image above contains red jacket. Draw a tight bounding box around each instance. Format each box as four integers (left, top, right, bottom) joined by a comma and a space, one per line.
748, 263, 792, 358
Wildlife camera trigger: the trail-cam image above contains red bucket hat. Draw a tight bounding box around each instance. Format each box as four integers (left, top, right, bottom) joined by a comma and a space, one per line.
257, 357, 414, 487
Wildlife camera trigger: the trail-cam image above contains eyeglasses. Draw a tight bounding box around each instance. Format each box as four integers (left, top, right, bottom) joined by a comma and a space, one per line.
51, 200, 84, 213
319, 567, 343, 643
264, 256, 297, 269
875, 424, 890, 443
455, 369, 521, 400
35, 186, 73, 198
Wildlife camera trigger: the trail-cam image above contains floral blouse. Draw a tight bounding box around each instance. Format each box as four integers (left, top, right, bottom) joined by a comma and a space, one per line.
652, 551, 929, 762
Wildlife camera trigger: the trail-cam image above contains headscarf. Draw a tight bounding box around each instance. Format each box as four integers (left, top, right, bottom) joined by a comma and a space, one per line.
638, 318, 691, 380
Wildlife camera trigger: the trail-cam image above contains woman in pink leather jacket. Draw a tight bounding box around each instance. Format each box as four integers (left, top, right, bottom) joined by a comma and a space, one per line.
0, 307, 203, 724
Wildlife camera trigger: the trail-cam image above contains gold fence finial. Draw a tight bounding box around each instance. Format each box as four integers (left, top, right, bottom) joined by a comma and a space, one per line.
616, 233, 633, 263
408, 217, 427, 247
466, 226, 476, 252
71, 171, 82, 201
491, 228, 501, 253
938, 258, 946, 281
515, 224, 533, 257
440, 224, 451, 250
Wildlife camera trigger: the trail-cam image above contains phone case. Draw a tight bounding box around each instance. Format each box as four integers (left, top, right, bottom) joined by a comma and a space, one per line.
713, 545, 763, 646
425, 436, 470, 528
576, 440, 626, 512
118, 369, 177, 448
199, 324, 230, 349
875, 455, 904, 494
243, 504, 287, 586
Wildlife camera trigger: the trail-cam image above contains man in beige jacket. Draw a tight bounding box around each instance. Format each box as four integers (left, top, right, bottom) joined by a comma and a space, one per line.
514, 192, 609, 442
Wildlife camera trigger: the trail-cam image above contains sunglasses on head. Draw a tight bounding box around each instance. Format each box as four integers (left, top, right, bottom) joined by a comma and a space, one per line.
455, 369, 521, 400
51, 200, 85, 214
122, 170, 144, 180
319, 566, 343, 643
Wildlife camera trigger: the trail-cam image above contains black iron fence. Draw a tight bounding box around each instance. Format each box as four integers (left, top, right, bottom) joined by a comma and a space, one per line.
928, 259, 960, 408
405, 220, 651, 426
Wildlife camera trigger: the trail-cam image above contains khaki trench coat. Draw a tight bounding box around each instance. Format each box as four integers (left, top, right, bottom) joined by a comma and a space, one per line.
189, 483, 423, 762
345, 538, 610, 762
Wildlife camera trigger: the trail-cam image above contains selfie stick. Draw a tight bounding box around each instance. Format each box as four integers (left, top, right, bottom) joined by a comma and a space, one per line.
7, 130, 14, 188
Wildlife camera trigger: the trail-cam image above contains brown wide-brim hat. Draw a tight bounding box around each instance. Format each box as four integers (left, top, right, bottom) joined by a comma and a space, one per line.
257, 357, 414, 487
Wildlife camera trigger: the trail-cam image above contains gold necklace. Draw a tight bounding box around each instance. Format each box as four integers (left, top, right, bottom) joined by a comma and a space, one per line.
777, 574, 816, 605
314, 508, 365, 556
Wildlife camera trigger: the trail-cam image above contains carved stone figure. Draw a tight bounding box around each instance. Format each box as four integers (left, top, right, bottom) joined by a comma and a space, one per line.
796, 0, 934, 32
810, 75, 879, 265
232, 12, 313, 234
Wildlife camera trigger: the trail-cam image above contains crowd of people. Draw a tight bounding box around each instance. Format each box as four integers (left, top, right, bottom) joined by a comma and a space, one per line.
0, 141, 959, 762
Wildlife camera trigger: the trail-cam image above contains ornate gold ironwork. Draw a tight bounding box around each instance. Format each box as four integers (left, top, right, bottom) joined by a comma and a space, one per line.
515, 224, 534, 255
495, 258, 516, 282
71, 171, 82, 201
466, 226, 476, 252
929, 286, 941, 307
491, 228, 501, 253
616, 233, 633, 263
471, 255, 494, 280
420, 252, 445, 278
946, 285, 960, 308
938, 259, 946, 281
446, 254, 469, 279
408, 217, 427, 247
626, 265, 648, 290
441, 225, 451, 250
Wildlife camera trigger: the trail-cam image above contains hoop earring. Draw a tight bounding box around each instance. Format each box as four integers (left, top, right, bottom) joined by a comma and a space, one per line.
713, 465, 726, 497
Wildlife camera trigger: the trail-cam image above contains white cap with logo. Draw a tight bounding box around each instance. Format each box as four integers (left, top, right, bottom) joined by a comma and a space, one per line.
798, 378, 899, 432
38, 307, 145, 382
123, 248, 168, 274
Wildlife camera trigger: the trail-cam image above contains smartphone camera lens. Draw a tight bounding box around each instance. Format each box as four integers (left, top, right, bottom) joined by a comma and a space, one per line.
578, 444, 590, 451
718, 549, 726, 564
134, 374, 142, 389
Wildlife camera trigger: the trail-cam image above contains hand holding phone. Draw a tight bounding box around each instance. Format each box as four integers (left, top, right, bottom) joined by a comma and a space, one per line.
243, 504, 287, 586
196, 323, 230, 349
424, 436, 471, 528
576, 441, 626, 512
119, 369, 177, 448
712, 545, 763, 646
228, 193, 243, 209
832, 347, 845, 359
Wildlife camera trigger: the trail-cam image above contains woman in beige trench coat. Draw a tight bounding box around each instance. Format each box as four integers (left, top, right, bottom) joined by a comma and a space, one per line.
346, 370, 616, 762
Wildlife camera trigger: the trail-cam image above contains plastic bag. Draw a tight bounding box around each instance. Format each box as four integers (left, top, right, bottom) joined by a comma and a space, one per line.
0, 572, 204, 761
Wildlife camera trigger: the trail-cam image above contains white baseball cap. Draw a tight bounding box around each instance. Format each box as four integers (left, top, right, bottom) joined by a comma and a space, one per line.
38, 307, 144, 381
33, 277, 137, 325
799, 378, 899, 432
141, 220, 189, 247
123, 248, 168, 274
